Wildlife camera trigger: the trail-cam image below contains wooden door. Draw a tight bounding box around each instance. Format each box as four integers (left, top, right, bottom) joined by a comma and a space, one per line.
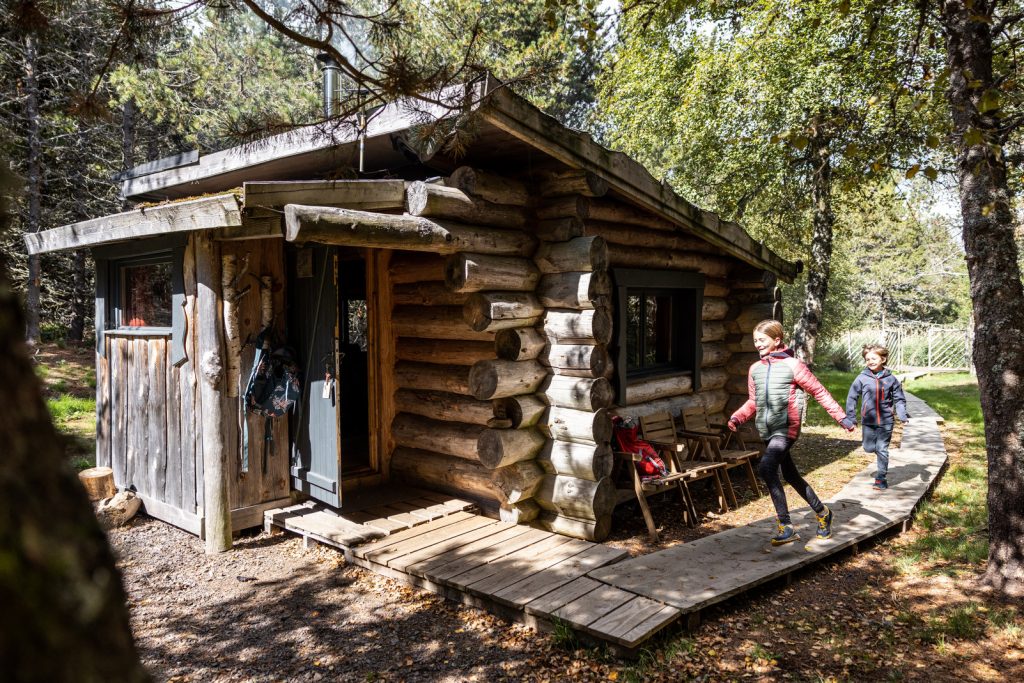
288, 245, 341, 507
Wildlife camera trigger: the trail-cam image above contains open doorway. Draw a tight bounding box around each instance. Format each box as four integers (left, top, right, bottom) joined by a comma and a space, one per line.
337, 251, 371, 474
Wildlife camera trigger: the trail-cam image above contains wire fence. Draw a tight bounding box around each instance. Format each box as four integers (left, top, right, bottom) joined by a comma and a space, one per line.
821, 323, 974, 373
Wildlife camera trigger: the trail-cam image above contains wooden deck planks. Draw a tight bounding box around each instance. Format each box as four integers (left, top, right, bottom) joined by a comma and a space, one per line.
266, 505, 386, 546
552, 584, 636, 627
465, 538, 595, 597
424, 528, 553, 583
406, 524, 539, 579
591, 601, 681, 647
363, 516, 497, 565
525, 576, 605, 617
389, 520, 509, 571
352, 511, 475, 559
447, 534, 576, 591
492, 544, 630, 609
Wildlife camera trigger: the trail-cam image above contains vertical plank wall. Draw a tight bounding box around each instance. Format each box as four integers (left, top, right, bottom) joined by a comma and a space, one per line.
95, 234, 290, 535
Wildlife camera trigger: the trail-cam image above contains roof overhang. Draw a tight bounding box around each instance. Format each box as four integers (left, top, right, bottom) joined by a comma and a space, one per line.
38, 78, 797, 280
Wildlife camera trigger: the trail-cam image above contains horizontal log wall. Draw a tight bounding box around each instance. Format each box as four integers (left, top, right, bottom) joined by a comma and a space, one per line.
595, 208, 783, 452
380, 169, 786, 541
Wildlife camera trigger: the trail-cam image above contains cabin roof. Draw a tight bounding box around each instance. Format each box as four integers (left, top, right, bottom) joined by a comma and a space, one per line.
31, 78, 797, 280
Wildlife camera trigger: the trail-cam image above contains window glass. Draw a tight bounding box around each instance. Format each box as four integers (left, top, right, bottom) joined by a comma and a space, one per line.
626, 294, 641, 369
122, 261, 172, 328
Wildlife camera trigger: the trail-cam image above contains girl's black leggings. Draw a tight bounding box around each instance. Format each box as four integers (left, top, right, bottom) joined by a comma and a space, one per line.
758, 435, 824, 525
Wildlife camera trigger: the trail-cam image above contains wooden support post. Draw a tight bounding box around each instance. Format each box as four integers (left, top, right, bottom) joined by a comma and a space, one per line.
495, 328, 546, 361
477, 427, 546, 469
537, 169, 609, 198
468, 359, 547, 400
462, 292, 543, 332
195, 232, 232, 554
537, 271, 610, 310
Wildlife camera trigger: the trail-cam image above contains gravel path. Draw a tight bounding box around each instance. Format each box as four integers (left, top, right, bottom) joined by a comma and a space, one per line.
110, 518, 555, 682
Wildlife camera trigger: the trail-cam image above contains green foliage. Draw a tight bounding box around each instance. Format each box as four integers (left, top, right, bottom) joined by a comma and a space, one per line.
109, 9, 319, 150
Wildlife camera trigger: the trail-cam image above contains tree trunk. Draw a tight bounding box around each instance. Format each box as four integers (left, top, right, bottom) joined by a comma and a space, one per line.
942, 0, 1024, 597
121, 98, 136, 211
68, 249, 88, 343
791, 130, 835, 366
23, 33, 42, 344
0, 162, 149, 680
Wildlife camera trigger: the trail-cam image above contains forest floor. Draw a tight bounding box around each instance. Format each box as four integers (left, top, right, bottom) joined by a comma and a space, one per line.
41, 346, 1024, 682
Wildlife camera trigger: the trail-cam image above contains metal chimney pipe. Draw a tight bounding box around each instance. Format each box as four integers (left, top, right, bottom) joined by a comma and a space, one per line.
315, 53, 341, 118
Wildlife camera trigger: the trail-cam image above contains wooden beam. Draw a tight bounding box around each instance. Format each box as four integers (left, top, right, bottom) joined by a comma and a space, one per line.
284, 204, 536, 256
25, 194, 242, 255
243, 180, 406, 210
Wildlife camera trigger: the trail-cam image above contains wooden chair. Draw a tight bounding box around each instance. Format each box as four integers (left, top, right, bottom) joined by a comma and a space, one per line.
637, 412, 731, 523
612, 449, 691, 543
678, 406, 762, 502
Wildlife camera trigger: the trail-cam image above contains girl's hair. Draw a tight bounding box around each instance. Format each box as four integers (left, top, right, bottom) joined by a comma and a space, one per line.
862, 344, 890, 361
753, 319, 784, 340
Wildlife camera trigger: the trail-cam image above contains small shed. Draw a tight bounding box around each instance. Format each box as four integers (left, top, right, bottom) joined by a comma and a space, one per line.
27, 79, 797, 542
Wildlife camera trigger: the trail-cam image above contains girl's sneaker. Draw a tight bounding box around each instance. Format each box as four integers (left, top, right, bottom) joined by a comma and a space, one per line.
873, 478, 889, 490
771, 522, 800, 546
816, 505, 834, 539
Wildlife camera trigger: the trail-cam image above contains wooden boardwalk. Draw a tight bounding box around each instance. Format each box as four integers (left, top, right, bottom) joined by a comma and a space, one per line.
588, 393, 947, 644
266, 393, 947, 654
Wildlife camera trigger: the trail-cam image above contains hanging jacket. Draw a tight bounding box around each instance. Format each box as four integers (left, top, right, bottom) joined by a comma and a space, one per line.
730, 346, 849, 440
845, 367, 909, 426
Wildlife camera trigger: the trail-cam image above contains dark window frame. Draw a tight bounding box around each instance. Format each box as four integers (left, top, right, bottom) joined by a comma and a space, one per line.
94, 235, 186, 365
612, 268, 705, 403
112, 252, 174, 331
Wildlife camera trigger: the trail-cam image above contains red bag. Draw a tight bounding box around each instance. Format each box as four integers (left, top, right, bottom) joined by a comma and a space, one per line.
612, 415, 668, 482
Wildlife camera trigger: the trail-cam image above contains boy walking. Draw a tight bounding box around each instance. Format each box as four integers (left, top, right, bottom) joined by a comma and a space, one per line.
845, 344, 909, 490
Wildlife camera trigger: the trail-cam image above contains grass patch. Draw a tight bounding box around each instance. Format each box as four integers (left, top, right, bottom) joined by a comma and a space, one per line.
921, 603, 985, 643
805, 370, 858, 426
47, 394, 95, 423
620, 635, 695, 683
549, 618, 580, 650
895, 373, 989, 572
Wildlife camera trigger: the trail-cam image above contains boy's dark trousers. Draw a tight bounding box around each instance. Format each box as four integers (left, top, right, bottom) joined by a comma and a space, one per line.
862, 423, 893, 480
758, 435, 826, 525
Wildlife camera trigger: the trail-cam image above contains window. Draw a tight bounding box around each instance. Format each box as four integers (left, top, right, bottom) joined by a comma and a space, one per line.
117, 255, 173, 329
613, 269, 705, 400
94, 236, 186, 364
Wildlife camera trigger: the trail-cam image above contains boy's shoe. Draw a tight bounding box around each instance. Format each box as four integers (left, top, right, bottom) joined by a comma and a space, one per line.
770, 522, 800, 546
873, 478, 888, 490
816, 505, 834, 540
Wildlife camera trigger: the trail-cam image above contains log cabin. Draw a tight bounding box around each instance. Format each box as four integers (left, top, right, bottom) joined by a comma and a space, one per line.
26, 77, 798, 544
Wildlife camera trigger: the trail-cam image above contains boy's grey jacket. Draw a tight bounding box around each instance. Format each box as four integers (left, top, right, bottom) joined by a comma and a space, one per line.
845, 368, 909, 426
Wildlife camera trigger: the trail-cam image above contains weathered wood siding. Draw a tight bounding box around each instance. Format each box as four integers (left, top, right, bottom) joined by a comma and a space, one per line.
99, 333, 201, 531
96, 233, 290, 534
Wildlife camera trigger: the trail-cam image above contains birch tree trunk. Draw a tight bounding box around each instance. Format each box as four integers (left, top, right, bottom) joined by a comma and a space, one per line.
791, 130, 835, 366
943, 0, 1024, 597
